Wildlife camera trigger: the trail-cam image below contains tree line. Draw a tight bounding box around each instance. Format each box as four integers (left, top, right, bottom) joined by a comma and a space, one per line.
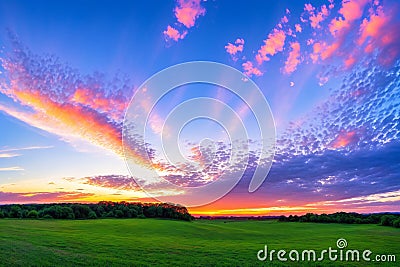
278, 212, 400, 228
0, 201, 194, 221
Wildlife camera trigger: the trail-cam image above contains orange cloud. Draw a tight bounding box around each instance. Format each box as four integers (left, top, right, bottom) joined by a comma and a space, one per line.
13, 89, 125, 156
255, 29, 286, 65
0, 50, 157, 170
283, 42, 301, 74
331, 131, 358, 148
163, 25, 188, 41
174, 0, 206, 28
344, 56, 356, 68
0, 190, 95, 204
71, 88, 126, 120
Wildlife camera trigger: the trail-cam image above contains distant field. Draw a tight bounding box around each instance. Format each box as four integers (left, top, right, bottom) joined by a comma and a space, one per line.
0, 219, 399, 266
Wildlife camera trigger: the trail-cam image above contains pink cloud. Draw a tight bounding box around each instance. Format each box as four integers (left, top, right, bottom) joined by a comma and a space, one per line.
358, 8, 389, 46
304, 3, 315, 13
174, 0, 206, 28
255, 29, 286, 65
329, 0, 335, 9
344, 56, 356, 68
225, 38, 245, 57
83, 175, 140, 191
242, 61, 263, 77
295, 24, 302, 32
163, 25, 188, 41
309, 0, 369, 63
329, 0, 368, 36
357, 5, 400, 65
283, 42, 301, 74
309, 5, 329, 29
310, 41, 340, 63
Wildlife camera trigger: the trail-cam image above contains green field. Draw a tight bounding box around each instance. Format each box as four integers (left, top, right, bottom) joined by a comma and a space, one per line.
0, 219, 399, 266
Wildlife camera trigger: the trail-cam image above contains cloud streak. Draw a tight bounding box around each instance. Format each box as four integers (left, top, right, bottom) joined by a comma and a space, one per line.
0, 191, 94, 204
0, 166, 24, 171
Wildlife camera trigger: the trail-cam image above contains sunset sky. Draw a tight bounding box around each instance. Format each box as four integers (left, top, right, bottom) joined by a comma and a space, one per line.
0, 0, 399, 216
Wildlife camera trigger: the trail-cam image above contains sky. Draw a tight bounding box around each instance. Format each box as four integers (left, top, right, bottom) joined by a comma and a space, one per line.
0, 0, 399, 215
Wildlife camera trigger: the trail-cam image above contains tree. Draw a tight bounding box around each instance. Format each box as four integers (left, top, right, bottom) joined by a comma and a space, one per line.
88, 211, 97, 219
27, 210, 39, 218
105, 211, 114, 218
71, 204, 92, 219
114, 210, 124, 218
10, 205, 22, 218
381, 215, 395, 226
145, 206, 157, 218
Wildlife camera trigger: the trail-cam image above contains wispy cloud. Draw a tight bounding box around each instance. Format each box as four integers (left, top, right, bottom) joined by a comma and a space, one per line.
0, 166, 24, 171
0, 146, 53, 153
0, 190, 94, 204
0, 153, 20, 158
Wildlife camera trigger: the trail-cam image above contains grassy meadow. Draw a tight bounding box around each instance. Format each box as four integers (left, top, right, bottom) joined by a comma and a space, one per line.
0, 218, 399, 266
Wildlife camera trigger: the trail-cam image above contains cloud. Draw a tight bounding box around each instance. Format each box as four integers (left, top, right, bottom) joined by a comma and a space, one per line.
195, 53, 400, 213
330, 130, 358, 148
242, 61, 263, 77
225, 38, 245, 60
174, 0, 206, 28
0, 153, 20, 158
282, 42, 301, 74
328, 0, 368, 36
304, 3, 315, 13
356, 6, 400, 66
295, 24, 302, 32
0, 37, 158, 169
163, 25, 188, 42
305, 0, 400, 68
0, 166, 24, 171
0, 146, 53, 153
0, 191, 94, 204
309, 5, 329, 29
83, 175, 140, 191
255, 29, 286, 65
163, 0, 206, 43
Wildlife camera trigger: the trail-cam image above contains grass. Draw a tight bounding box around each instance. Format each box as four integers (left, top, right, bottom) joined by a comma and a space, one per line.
0, 218, 399, 266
